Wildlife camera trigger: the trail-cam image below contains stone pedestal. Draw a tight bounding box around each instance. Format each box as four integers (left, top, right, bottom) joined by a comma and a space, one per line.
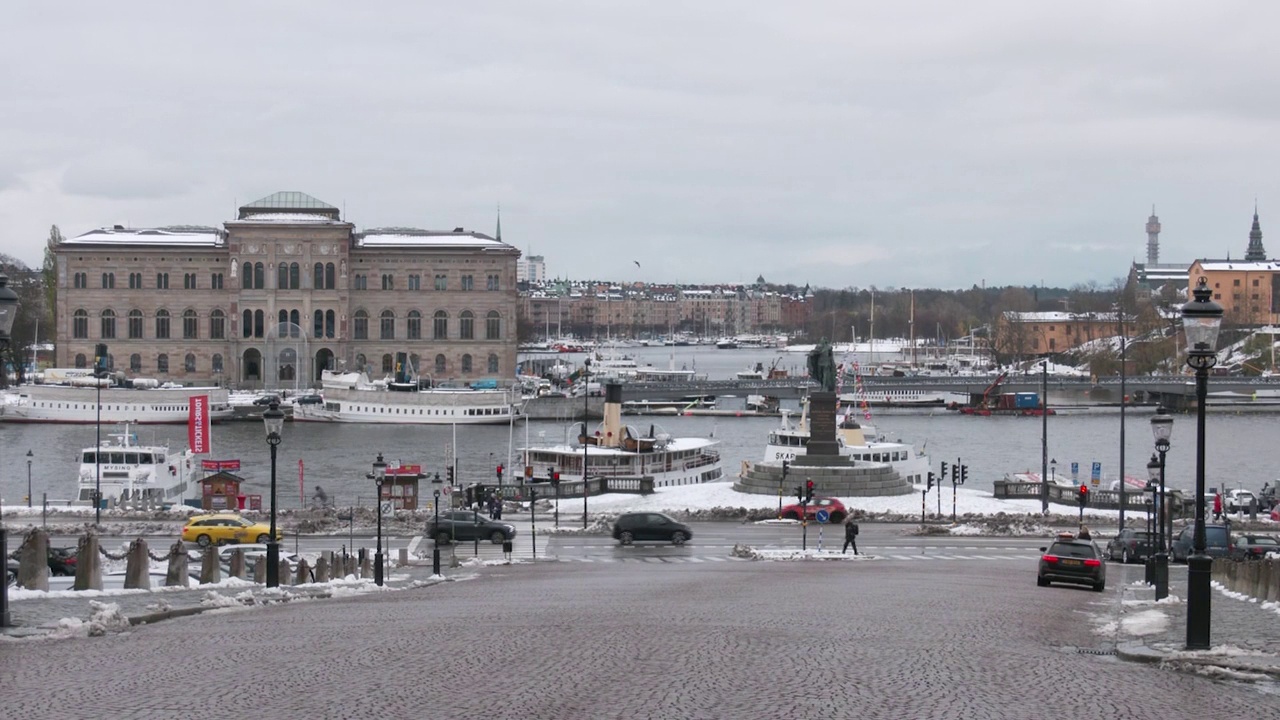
229, 550, 246, 579
74, 533, 102, 591
295, 559, 311, 585
315, 555, 330, 583
201, 548, 221, 584
794, 392, 845, 464
17, 529, 50, 591
165, 541, 189, 587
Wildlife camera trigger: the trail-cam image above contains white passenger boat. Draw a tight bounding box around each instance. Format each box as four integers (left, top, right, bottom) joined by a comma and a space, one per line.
2, 379, 232, 425
522, 383, 723, 489
72, 423, 198, 506
760, 402, 930, 485
291, 370, 520, 425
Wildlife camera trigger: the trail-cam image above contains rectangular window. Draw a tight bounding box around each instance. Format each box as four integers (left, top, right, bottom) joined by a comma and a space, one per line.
101, 273, 115, 289
461, 274, 474, 291
156, 273, 169, 289
408, 274, 421, 291
354, 314, 368, 340
155, 314, 171, 339
183, 314, 198, 339
100, 314, 116, 339
434, 274, 447, 291
353, 274, 367, 290
381, 274, 394, 290
184, 273, 197, 290
211, 273, 224, 289
486, 274, 500, 291
128, 314, 143, 339
73, 273, 87, 289
1234, 279, 1241, 286
210, 314, 225, 340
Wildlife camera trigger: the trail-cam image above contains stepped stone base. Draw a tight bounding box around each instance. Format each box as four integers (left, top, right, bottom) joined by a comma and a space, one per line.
733, 459, 915, 498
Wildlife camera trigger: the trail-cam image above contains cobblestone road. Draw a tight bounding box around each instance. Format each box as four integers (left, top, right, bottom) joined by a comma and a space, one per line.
4, 557, 1278, 719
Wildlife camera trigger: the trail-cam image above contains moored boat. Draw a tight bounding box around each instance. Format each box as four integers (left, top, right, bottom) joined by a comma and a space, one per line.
71, 423, 198, 506
2, 378, 232, 425
291, 370, 521, 425
760, 403, 930, 485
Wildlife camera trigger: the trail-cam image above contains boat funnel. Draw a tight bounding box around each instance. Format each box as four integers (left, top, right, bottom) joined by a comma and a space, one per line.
601, 383, 624, 448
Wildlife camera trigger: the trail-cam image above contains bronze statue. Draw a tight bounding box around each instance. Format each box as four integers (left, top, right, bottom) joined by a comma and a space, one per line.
807, 338, 836, 392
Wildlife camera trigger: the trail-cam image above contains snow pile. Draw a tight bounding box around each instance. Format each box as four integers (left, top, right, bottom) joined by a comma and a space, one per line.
729, 543, 868, 561
539, 516, 614, 535
1120, 609, 1169, 637
86, 601, 131, 636
200, 591, 242, 609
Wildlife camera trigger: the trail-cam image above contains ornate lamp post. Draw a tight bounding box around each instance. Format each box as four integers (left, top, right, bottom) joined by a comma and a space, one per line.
582, 357, 591, 529
372, 453, 387, 586
26, 450, 33, 508
1182, 277, 1222, 649
93, 342, 109, 525
263, 399, 285, 588
1149, 406, 1172, 600
1144, 455, 1159, 585
431, 472, 442, 576
0, 273, 20, 628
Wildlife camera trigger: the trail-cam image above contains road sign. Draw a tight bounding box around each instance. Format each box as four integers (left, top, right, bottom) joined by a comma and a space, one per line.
815, 509, 830, 524
379, 501, 394, 517
1071, 462, 1079, 479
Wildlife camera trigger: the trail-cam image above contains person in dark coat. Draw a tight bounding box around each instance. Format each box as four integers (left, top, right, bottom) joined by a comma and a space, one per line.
842, 517, 859, 555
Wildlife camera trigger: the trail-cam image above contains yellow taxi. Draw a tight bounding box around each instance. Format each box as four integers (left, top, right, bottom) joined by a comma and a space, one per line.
181, 514, 281, 547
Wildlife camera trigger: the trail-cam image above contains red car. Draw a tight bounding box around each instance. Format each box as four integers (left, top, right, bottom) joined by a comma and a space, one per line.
778, 497, 847, 523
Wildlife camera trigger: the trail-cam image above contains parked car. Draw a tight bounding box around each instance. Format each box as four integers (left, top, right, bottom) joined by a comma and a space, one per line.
427, 511, 517, 545
777, 497, 847, 523
252, 393, 282, 406
1037, 535, 1106, 592
294, 393, 323, 405
1105, 529, 1154, 564
1226, 489, 1258, 514
1229, 534, 1280, 561
1171, 524, 1231, 562
1259, 483, 1278, 511
182, 513, 282, 547
612, 512, 693, 546
7, 546, 77, 576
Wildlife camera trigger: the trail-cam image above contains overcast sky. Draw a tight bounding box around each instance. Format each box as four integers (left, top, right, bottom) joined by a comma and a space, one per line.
3, 2, 1278, 290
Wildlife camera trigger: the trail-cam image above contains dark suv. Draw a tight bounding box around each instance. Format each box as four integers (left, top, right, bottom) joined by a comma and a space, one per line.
612, 512, 692, 545
427, 511, 516, 545
1038, 537, 1106, 592
1105, 529, 1154, 564
1171, 524, 1230, 562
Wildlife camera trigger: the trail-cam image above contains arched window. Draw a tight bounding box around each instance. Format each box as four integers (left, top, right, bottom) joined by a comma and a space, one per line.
325, 310, 335, 338
486, 311, 501, 340
289, 309, 301, 337
128, 309, 144, 339
183, 309, 198, 339
325, 262, 335, 289
254, 309, 264, 338
75, 353, 87, 368
157, 353, 170, 373
210, 309, 225, 340
380, 310, 395, 340
278, 309, 288, 329
314, 310, 324, 339
488, 353, 499, 374
354, 310, 369, 340
407, 310, 422, 340
155, 309, 171, 339
242, 309, 252, 339
382, 353, 394, 374
434, 353, 446, 374
212, 353, 224, 374
459, 310, 474, 340
461, 354, 473, 374
289, 262, 300, 290
409, 353, 420, 376
184, 353, 196, 373
100, 309, 116, 339
277, 263, 288, 290
242, 262, 253, 288
314, 262, 324, 289
73, 309, 89, 339
433, 310, 448, 339
253, 262, 264, 290
130, 353, 142, 373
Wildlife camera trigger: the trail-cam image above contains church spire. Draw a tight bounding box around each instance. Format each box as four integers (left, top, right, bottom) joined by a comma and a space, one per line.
1246, 204, 1266, 261
495, 204, 503, 242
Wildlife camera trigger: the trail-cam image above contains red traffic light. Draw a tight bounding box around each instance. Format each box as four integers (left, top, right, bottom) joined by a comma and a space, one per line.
806, 480, 814, 490
1079, 484, 1088, 494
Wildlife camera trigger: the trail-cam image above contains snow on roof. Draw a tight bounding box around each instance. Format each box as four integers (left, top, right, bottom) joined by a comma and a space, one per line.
1004, 311, 1118, 323
241, 191, 337, 211
63, 226, 224, 247
1197, 260, 1280, 271
356, 228, 514, 250
226, 213, 348, 225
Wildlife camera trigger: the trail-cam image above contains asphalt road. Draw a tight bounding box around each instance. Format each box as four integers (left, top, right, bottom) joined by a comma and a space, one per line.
4, 533, 1276, 719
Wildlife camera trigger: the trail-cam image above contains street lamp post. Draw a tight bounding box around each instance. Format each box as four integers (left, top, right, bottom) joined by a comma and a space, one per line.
0, 273, 20, 628
93, 342, 109, 526
1145, 455, 1159, 585
263, 400, 285, 588
1050, 458, 1057, 487
431, 472, 442, 576
1150, 406, 1173, 600
372, 453, 387, 586
1118, 308, 1128, 533
1182, 277, 1222, 649
26, 450, 33, 508
582, 358, 591, 529
1040, 361, 1049, 513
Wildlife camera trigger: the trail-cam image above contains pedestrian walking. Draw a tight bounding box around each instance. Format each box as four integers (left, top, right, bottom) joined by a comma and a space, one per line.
842, 517, 859, 555
1077, 525, 1092, 540
1213, 492, 1223, 521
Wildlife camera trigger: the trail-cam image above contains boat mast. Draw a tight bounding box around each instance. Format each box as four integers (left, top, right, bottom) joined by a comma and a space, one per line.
910, 291, 916, 367
869, 289, 876, 366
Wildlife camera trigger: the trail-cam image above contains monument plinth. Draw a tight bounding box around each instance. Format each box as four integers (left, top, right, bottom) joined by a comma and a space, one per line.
792, 391, 848, 466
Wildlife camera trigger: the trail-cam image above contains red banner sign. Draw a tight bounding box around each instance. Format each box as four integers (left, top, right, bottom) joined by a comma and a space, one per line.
388, 464, 422, 476
188, 395, 210, 454
201, 459, 241, 471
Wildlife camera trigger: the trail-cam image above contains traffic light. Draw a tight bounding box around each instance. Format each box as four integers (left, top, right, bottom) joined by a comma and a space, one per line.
94, 343, 109, 377
551, 471, 560, 486
940, 461, 949, 482
1078, 484, 1089, 507
446, 466, 455, 484
496, 464, 504, 481
927, 471, 935, 491
781, 459, 789, 479
795, 485, 804, 503
960, 465, 968, 485
805, 480, 815, 503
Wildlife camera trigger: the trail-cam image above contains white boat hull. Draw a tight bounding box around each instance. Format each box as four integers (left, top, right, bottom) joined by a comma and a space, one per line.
3, 386, 233, 424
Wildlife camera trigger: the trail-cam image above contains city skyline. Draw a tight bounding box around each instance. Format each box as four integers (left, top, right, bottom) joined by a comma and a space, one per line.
3, 3, 1278, 289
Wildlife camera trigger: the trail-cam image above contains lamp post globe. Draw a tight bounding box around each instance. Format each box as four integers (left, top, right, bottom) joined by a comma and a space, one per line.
263, 400, 285, 588
1181, 277, 1222, 649
372, 453, 387, 586
0, 274, 19, 629
26, 450, 34, 509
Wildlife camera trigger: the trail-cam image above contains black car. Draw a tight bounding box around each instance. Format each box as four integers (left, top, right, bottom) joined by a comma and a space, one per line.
7, 546, 77, 576
427, 511, 516, 545
1038, 536, 1106, 592
1171, 524, 1231, 562
1229, 534, 1280, 561
612, 512, 692, 546
1105, 529, 1155, 564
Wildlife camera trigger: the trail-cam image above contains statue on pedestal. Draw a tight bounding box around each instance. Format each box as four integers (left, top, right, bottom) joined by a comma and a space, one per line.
807, 338, 837, 393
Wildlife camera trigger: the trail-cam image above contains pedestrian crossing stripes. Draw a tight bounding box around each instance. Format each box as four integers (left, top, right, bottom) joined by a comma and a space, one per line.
543, 553, 1043, 564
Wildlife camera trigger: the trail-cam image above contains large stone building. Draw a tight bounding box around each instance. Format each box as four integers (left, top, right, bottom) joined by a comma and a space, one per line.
54, 191, 521, 388
1189, 211, 1280, 326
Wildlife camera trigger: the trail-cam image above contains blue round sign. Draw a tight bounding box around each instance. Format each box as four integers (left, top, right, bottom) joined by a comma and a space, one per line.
815, 509, 830, 524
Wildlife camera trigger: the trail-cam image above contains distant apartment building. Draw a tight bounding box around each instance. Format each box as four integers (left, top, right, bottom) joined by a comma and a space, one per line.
1188, 211, 1280, 326
54, 191, 520, 388
517, 254, 546, 284
997, 311, 1117, 355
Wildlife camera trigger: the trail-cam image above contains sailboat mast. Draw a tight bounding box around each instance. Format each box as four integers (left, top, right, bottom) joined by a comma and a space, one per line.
910, 291, 916, 367
869, 289, 876, 366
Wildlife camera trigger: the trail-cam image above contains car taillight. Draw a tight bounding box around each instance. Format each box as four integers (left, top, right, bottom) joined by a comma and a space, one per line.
1084, 558, 1101, 567
1042, 555, 1059, 563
